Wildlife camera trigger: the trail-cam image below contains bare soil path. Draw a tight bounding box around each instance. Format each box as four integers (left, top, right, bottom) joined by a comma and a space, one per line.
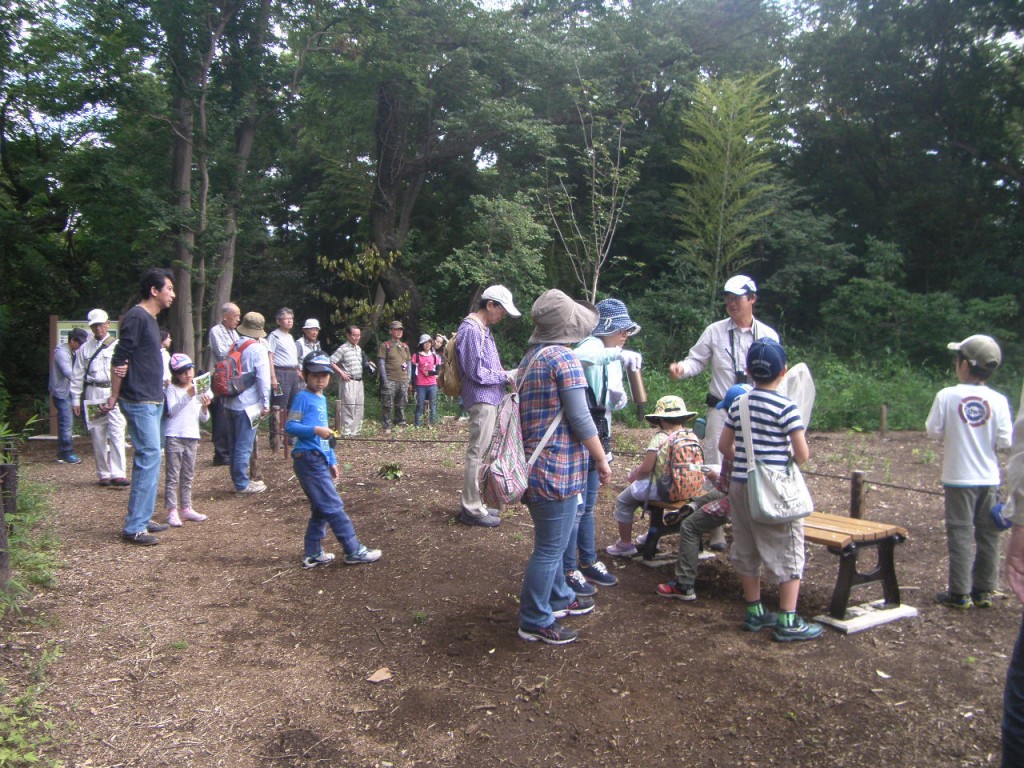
5, 427, 1018, 767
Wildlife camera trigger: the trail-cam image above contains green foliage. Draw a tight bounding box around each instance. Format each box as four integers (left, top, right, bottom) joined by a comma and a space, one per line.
0, 639, 63, 768
4, 477, 62, 610
673, 72, 779, 303
821, 238, 1020, 368
377, 463, 403, 481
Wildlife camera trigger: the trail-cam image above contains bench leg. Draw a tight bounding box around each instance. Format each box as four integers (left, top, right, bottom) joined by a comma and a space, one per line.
827, 539, 903, 620
829, 549, 858, 620
878, 538, 901, 608
641, 508, 665, 560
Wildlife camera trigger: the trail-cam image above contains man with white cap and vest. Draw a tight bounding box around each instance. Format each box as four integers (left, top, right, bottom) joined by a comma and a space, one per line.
70, 308, 128, 487
455, 285, 521, 527
669, 275, 779, 551
296, 318, 322, 362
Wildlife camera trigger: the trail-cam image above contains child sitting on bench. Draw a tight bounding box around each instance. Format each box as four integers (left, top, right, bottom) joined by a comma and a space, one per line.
605, 395, 699, 557
656, 384, 751, 599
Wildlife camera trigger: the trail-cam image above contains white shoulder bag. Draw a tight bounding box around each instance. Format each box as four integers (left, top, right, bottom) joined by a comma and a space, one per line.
737, 394, 813, 525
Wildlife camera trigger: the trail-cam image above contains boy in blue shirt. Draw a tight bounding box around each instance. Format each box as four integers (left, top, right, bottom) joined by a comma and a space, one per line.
287, 353, 382, 568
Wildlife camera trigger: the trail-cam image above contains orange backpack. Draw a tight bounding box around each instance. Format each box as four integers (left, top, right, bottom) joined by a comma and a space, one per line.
656, 429, 705, 503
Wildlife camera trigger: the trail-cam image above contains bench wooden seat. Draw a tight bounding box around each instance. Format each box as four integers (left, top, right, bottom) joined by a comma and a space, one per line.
639, 505, 908, 621
803, 512, 907, 620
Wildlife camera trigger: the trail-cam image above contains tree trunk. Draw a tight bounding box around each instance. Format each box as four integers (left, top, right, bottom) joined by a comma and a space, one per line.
169, 89, 197, 360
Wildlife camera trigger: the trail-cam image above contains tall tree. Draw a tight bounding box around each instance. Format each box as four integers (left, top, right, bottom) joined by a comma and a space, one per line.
672, 72, 777, 304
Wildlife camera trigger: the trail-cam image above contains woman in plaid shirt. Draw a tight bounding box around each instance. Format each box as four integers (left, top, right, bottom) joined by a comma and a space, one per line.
516, 290, 612, 646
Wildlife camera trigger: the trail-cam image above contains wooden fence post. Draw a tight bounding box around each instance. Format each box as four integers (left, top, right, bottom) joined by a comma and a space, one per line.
0, 460, 16, 590
880, 404, 888, 437
849, 470, 866, 519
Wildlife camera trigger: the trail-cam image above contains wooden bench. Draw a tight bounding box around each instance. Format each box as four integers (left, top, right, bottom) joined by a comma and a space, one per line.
640, 504, 908, 621
803, 512, 907, 620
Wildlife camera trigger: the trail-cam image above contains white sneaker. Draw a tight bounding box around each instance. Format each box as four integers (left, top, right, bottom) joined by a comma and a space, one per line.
237, 481, 266, 494
302, 551, 336, 569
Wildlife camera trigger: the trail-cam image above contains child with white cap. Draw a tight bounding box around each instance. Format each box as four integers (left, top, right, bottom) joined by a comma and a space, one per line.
163, 353, 212, 526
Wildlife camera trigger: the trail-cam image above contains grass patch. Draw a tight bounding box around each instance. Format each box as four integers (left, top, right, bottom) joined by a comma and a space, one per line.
1, 472, 64, 767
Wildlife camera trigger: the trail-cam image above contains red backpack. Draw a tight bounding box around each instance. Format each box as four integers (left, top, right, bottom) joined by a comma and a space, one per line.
212, 339, 258, 397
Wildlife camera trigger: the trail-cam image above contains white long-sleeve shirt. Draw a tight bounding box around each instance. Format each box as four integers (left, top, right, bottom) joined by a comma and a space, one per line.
675, 317, 778, 399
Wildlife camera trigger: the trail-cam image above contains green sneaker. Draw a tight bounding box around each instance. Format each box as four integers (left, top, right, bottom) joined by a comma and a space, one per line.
971, 591, 995, 609
935, 591, 973, 610
742, 610, 779, 632
772, 615, 824, 642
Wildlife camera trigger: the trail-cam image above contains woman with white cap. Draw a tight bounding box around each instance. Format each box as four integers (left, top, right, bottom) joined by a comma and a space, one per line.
516, 290, 611, 646
411, 334, 441, 426
669, 275, 779, 551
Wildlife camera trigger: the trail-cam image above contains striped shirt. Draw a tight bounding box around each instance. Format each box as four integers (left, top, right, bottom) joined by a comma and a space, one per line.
331, 342, 364, 379
518, 345, 588, 501
725, 389, 804, 482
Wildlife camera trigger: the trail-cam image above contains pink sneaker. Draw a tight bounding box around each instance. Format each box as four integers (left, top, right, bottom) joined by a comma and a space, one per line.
605, 540, 638, 557
181, 508, 207, 522
167, 509, 183, 527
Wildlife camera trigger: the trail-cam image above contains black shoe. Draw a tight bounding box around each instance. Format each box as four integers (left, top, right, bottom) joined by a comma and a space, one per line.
517, 622, 578, 645
122, 531, 159, 546
111, 477, 130, 487
212, 457, 229, 467
552, 596, 596, 617
98, 478, 112, 487
147, 522, 170, 533
458, 509, 500, 528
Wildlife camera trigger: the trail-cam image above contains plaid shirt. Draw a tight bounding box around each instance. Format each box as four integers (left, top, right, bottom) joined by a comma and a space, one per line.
518, 345, 589, 501
702, 457, 734, 518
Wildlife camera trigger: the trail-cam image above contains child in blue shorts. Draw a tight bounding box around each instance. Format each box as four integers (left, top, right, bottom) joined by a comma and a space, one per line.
287, 352, 382, 569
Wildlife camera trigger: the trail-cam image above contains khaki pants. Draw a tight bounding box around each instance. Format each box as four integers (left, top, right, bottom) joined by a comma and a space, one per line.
460, 402, 497, 517
336, 379, 365, 435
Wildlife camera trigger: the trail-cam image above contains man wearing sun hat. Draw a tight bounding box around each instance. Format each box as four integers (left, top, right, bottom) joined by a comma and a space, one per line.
295, 318, 322, 362
224, 312, 272, 494
455, 285, 521, 527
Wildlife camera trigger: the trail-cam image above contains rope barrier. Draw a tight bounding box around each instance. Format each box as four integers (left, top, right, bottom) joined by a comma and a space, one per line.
338, 433, 949, 498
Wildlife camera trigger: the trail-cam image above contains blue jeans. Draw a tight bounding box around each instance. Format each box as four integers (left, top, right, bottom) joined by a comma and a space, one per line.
1004, 613, 1024, 766
415, 384, 438, 426
119, 401, 163, 535
520, 496, 579, 630
294, 451, 361, 557
229, 408, 257, 490
52, 395, 73, 458
563, 468, 601, 572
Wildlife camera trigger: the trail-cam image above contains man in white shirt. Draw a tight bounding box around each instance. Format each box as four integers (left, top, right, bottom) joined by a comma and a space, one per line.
670, 275, 779, 552
70, 309, 128, 486
268, 307, 301, 449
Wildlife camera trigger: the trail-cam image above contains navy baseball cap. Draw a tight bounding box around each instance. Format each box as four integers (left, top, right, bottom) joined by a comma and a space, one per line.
303, 352, 333, 374
747, 339, 787, 381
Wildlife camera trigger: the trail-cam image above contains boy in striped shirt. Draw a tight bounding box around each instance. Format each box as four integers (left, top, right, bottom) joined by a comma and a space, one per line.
720, 339, 821, 642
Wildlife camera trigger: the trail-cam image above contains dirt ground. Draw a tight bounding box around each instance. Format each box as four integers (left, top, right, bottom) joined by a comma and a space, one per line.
4, 423, 1020, 767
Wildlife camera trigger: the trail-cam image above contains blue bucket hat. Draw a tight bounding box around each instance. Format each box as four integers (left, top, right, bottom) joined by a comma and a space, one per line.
593, 299, 640, 337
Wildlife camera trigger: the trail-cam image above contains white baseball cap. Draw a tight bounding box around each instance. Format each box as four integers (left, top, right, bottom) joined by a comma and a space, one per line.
480, 285, 521, 317
302, 318, 320, 330
723, 275, 757, 296
87, 309, 109, 326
